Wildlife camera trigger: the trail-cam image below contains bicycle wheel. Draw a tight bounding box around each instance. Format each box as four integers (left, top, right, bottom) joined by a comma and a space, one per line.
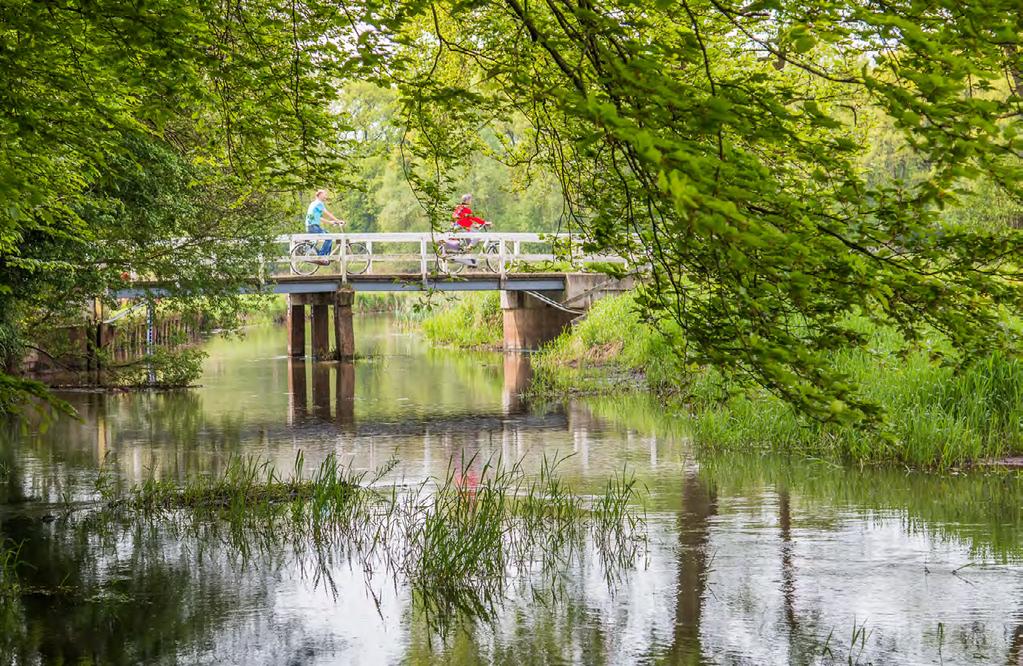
437, 246, 467, 275
345, 242, 371, 275
290, 241, 321, 276
483, 243, 503, 273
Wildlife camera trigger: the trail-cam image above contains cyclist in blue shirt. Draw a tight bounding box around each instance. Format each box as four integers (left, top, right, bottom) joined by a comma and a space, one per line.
305, 189, 343, 262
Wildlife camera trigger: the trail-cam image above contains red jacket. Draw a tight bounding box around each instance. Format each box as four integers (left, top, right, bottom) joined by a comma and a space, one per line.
453, 204, 486, 230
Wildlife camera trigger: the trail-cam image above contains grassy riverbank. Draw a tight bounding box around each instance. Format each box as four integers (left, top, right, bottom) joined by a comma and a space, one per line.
533, 295, 1023, 469
419, 293, 503, 349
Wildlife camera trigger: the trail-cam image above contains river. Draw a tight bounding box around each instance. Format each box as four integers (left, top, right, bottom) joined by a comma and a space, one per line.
2, 316, 1023, 664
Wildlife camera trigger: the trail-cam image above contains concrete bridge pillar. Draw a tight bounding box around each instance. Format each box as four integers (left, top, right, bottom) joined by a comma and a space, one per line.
501, 290, 576, 351
501, 274, 635, 351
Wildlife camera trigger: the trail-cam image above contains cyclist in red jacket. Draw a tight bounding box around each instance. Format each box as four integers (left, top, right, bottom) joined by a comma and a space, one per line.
452, 193, 488, 231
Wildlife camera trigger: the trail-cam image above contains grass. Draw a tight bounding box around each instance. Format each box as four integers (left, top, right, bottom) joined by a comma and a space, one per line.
419, 293, 503, 349
0, 539, 21, 599
97, 450, 645, 635
533, 293, 681, 393
0, 539, 23, 663
533, 294, 1023, 469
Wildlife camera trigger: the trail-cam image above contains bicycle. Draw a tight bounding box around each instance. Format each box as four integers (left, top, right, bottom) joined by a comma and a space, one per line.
289, 221, 371, 276
436, 221, 503, 275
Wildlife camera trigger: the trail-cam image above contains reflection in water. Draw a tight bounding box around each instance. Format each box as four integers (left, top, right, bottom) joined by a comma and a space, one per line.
502, 352, 532, 415
3, 316, 1023, 663
336, 361, 355, 427
665, 472, 716, 665
287, 359, 356, 427
288, 358, 307, 422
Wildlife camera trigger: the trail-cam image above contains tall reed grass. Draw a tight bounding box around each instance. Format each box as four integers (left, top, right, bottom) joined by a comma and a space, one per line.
99, 451, 645, 635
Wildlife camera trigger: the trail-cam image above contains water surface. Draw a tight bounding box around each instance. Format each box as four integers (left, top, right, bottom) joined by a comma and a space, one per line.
2, 316, 1023, 664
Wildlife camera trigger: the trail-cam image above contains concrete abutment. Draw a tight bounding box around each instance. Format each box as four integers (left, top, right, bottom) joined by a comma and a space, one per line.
501, 274, 634, 351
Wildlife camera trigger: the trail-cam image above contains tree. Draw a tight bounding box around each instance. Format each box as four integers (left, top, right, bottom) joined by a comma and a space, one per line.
0, 0, 359, 413
368, 0, 1023, 423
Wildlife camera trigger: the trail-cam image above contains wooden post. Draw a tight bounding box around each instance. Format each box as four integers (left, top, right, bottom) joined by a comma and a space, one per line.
334, 289, 355, 361
311, 303, 330, 359
287, 297, 306, 357
420, 238, 428, 281
340, 234, 348, 284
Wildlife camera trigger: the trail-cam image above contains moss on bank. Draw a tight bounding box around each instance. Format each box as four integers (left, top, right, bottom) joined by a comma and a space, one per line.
533, 294, 1023, 469
419, 293, 503, 349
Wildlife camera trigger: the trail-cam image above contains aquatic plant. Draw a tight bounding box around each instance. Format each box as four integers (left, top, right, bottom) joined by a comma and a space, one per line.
0, 539, 21, 598
97, 450, 646, 637
0, 539, 24, 663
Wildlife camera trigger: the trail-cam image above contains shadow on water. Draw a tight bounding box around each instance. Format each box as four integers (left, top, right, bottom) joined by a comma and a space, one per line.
3, 317, 1023, 663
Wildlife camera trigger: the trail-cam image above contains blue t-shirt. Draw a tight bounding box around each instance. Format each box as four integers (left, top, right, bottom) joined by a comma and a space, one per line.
305, 199, 325, 227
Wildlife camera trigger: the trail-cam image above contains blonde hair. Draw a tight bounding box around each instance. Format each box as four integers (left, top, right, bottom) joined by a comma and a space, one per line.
316, 189, 328, 198
460, 193, 472, 204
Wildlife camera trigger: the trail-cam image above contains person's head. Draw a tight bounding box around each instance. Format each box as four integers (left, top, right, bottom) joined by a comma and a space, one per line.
460, 193, 472, 205
316, 189, 329, 202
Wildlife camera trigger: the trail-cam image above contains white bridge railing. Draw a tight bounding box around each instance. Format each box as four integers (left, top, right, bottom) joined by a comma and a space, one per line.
273, 231, 632, 280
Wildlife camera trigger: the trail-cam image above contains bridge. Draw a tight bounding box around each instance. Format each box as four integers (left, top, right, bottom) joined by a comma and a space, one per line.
114, 231, 638, 359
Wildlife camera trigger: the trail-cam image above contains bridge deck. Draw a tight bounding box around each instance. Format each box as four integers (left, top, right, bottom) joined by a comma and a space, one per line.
113, 272, 569, 298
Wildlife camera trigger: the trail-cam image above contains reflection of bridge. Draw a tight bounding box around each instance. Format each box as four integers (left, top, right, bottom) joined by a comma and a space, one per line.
114, 232, 637, 358
287, 353, 536, 429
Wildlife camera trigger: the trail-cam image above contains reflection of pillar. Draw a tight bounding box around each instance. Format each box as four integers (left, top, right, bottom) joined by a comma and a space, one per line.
665, 471, 717, 663
312, 362, 331, 419
336, 361, 355, 426
502, 352, 533, 414
288, 359, 308, 423
287, 298, 306, 357
334, 289, 355, 361
311, 304, 330, 359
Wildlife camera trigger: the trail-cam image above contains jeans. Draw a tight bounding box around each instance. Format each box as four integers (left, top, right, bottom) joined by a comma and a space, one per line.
307, 224, 332, 256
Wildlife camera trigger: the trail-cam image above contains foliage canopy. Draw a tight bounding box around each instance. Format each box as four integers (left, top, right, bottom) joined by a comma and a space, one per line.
365, 0, 1023, 422
4, 0, 1023, 423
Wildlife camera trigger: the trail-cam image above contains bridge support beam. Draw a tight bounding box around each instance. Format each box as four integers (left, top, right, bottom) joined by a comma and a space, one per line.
311, 304, 330, 359
287, 300, 305, 357
334, 288, 355, 361
288, 289, 356, 361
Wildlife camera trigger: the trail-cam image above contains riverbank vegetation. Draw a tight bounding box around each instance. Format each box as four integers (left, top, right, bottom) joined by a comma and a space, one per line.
419, 294, 504, 349
534, 295, 1023, 469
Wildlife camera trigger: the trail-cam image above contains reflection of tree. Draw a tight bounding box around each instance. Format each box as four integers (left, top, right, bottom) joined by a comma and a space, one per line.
664, 471, 717, 665
0, 513, 256, 664
1008, 622, 1023, 665
779, 487, 799, 663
